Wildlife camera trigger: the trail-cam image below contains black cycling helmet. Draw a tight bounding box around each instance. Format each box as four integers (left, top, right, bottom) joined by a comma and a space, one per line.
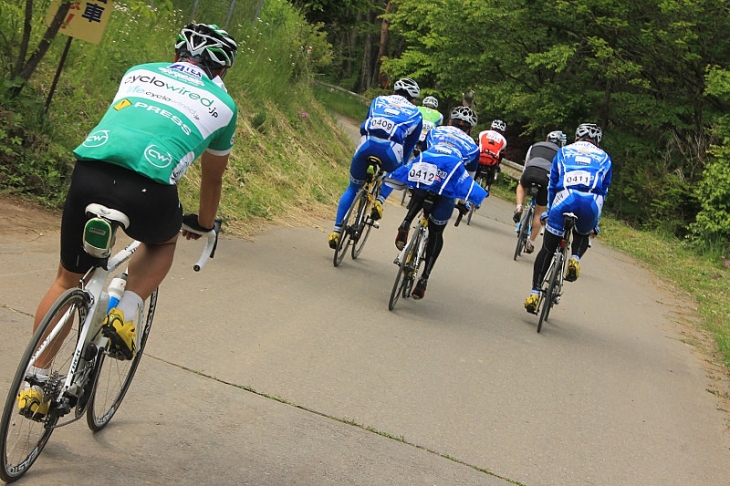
575, 123, 602, 144
393, 78, 420, 100
450, 106, 478, 128
175, 23, 237, 74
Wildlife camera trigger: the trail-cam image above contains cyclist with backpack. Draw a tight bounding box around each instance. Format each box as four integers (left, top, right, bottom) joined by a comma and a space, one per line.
513, 130, 565, 253
475, 119, 508, 187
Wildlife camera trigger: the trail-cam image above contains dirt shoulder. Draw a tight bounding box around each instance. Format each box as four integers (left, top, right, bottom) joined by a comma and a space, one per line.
0, 194, 61, 238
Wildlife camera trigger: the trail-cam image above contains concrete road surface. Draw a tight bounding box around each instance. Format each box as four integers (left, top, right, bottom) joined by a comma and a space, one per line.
1, 194, 729, 486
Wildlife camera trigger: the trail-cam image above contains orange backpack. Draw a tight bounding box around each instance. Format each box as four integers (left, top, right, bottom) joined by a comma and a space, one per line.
478, 130, 506, 166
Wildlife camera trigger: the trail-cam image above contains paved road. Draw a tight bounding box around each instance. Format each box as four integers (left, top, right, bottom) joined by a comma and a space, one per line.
1, 193, 729, 485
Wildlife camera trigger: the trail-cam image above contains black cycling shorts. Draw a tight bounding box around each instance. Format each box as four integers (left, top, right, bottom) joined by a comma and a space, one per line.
519, 166, 550, 206
61, 160, 182, 273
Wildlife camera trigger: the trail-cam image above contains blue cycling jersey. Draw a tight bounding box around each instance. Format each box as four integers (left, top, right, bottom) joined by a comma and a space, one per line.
426, 126, 480, 172
546, 141, 613, 235
360, 94, 423, 162
387, 143, 487, 207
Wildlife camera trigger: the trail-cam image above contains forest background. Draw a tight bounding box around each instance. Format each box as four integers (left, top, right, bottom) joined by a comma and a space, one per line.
0, 0, 729, 367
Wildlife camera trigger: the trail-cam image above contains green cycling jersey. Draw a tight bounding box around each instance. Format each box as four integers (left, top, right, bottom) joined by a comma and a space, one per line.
73, 62, 238, 185
417, 106, 444, 141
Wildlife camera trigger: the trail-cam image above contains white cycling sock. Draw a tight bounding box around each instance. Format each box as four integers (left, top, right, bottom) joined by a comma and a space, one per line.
117, 291, 143, 322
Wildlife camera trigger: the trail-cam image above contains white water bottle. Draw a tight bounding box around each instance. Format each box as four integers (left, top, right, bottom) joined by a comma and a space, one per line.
106, 273, 128, 312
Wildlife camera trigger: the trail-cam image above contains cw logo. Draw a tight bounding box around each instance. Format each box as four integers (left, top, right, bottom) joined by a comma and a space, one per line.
82, 130, 109, 148
144, 145, 174, 168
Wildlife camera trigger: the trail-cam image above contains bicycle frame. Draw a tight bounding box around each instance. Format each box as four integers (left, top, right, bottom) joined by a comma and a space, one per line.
389, 193, 435, 310
2, 205, 220, 483
514, 186, 539, 260
333, 158, 384, 266
536, 213, 576, 332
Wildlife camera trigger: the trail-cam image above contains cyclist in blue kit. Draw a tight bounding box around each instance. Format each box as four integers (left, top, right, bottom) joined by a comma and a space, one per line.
386, 106, 485, 300
524, 123, 612, 313
328, 78, 423, 249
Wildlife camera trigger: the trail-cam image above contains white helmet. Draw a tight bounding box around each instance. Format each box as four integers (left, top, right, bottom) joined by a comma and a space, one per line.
450, 106, 478, 127
422, 96, 438, 109
175, 23, 237, 71
393, 78, 420, 99
546, 130, 566, 147
575, 123, 603, 144
491, 119, 507, 132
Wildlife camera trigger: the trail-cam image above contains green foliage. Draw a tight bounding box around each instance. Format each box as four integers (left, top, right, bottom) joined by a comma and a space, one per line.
0, 0, 352, 232
312, 83, 368, 121
691, 143, 730, 246
381, 0, 730, 239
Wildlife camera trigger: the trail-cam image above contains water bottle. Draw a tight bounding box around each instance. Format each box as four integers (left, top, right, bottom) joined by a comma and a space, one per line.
106, 273, 128, 312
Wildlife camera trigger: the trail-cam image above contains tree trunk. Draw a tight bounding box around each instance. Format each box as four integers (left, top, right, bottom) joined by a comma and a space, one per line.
360, 11, 373, 91
9, 0, 72, 97
373, 0, 392, 89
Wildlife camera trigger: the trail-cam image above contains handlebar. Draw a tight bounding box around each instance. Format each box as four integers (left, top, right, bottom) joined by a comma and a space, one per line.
181, 217, 222, 271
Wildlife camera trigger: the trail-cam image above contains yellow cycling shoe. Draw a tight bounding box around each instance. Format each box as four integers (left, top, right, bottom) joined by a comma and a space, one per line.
102, 308, 136, 360
18, 386, 50, 420
328, 231, 341, 250
524, 293, 540, 314
371, 200, 384, 221
565, 257, 580, 282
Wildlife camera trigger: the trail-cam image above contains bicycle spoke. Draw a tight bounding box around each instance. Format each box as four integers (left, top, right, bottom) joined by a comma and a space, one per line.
87, 289, 157, 432
0, 289, 87, 482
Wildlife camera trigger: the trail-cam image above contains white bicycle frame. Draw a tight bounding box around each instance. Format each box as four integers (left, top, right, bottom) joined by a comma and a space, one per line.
26, 212, 219, 406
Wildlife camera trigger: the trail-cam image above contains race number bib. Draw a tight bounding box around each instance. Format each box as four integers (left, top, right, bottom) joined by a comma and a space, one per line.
369, 117, 395, 134
564, 170, 592, 187
408, 161, 438, 185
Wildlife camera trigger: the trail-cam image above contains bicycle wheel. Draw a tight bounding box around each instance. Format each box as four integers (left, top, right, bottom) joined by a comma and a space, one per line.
86, 288, 158, 432
389, 233, 418, 310
0, 289, 88, 483
333, 189, 362, 267
513, 207, 531, 260
351, 191, 374, 260
538, 253, 563, 333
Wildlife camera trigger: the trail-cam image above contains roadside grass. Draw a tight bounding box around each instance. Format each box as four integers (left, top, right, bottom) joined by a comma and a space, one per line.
312, 83, 369, 122
1, 2, 353, 236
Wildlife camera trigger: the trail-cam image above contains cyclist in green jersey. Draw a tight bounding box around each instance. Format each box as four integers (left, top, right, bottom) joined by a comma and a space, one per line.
20, 23, 238, 413
416, 96, 444, 154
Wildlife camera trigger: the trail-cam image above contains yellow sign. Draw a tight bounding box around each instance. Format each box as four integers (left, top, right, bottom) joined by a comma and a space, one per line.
46, 0, 114, 45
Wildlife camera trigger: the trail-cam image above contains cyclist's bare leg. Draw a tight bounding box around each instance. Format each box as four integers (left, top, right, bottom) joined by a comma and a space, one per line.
515, 182, 526, 208
125, 235, 178, 301
31, 265, 85, 368
529, 204, 547, 242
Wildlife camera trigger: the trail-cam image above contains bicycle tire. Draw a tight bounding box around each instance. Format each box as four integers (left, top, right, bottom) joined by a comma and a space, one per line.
389, 233, 418, 310
351, 189, 374, 259
0, 289, 88, 483
514, 207, 531, 260
86, 288, 158, 432
333, 188, 362, 267
538, 252, 563, 333
466, 205, 475, 226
